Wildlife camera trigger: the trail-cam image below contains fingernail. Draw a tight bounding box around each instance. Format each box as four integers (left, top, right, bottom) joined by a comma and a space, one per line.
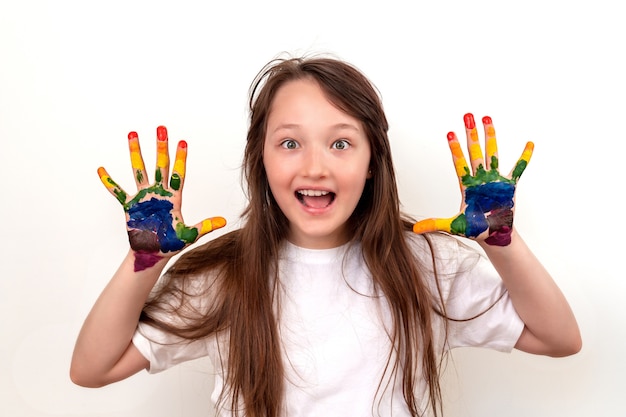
482, 116, 492, 125
157, 126, 168, 141
463, 113, 475, 129
447, 132, 456, 141
128, 131, 138, 140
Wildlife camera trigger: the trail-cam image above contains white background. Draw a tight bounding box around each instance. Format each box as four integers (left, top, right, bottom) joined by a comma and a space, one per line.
1, 0, 624, 416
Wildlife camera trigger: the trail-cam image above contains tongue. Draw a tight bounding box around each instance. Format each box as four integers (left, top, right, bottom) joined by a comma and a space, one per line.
302, 194, 332, 208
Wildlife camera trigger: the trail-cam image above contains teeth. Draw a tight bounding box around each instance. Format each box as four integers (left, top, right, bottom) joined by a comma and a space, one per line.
298, 189, 330, 197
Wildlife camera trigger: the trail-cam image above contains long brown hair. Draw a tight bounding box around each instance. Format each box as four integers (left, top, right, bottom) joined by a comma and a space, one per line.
142, 55, 445, 416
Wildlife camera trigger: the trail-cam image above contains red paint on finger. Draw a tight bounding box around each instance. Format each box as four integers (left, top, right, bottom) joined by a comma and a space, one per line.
157, 126, 168, 141
482, 116, 493, 125
179, 140, 187, 149
447, 132, 456, 141
128, 131, 138, 140
463, 113, 475, 129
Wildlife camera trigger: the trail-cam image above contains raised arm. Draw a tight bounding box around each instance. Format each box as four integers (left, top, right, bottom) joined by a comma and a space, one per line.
414, 114, 581, 357
70, 126, 225, 387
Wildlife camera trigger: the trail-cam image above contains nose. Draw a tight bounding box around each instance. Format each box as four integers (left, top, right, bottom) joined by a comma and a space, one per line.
301, 145, 328, 178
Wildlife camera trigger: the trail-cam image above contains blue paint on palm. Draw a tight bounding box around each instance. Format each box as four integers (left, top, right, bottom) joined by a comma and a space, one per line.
127, 198, 185, 252
464, 182, 515, 237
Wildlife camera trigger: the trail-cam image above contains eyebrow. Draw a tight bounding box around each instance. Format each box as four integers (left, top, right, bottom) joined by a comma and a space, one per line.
270, 123, 360, 134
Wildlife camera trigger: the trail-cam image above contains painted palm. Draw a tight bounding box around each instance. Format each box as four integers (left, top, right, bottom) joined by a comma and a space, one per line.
413, 114, 533, 246
97, 126, 226, 271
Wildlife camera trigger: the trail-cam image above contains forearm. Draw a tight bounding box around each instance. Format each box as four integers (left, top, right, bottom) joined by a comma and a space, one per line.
479, 230, 581, 356
70, 250, 168, 385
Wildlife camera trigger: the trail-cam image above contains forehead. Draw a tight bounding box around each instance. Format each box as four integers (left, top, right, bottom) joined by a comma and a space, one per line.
267, 78, 358, 125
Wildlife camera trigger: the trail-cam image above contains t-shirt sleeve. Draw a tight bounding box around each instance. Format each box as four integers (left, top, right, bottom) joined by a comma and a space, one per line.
444, 271, 525, 352
409, 233, 524, 353
131, 271, 220, 374
132, 322, 212, 374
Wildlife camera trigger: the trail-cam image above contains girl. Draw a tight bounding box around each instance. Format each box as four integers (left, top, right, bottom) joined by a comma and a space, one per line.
70, 56, 581, 417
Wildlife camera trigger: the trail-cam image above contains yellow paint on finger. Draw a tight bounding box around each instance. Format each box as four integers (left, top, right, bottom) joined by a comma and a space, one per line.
97, 167, 114, 189
485, 137, 498, 160
485, 125, 498, 159
156, 141, 169, 168
173, 141, 188, 177
469, 142, 483, 163
200, 217, 227, 234
130, 152, 145, 171
127, 134, 146, 171
449, 140, 469, 178
173, 159, 185, 176
520, 141, 534, 163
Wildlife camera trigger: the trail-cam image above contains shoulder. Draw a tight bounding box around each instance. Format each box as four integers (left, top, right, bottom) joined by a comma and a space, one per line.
404, 231, 483, 272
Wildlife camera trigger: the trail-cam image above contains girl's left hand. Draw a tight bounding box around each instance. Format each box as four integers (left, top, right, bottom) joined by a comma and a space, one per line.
413, 113, 533, 246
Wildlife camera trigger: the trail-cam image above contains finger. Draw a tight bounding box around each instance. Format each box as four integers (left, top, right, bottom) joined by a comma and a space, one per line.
413, 217, 452, 234
482, 116, 499, 171
172, 217, 226, 248
155, 126, 170, 185
169, 140, 187, 192
463, 113, 485, 173
128, 131, 149, 188
197, 216, 227, 237
447, 131, 470, 188
97, 167, 129, 205
510, 141, 534, 182
414, 214, 472, 238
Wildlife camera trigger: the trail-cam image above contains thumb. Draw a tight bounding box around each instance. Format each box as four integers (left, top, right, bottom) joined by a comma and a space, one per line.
195, 216, 227, 238
413, 217, 453, 234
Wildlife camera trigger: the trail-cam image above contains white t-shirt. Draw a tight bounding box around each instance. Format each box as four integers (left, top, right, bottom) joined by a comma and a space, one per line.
133, 233, 524, 416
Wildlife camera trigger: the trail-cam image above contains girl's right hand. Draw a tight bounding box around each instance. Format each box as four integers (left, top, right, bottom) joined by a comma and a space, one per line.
97, 126, 226, 272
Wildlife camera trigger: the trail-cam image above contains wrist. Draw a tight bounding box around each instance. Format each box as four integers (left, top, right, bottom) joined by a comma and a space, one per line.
122, 250, 168, 280
477, 227, 521, 253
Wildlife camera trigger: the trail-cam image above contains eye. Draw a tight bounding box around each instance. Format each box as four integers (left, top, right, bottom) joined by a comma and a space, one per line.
332, 139, 350, 150
280, 139, 299, 149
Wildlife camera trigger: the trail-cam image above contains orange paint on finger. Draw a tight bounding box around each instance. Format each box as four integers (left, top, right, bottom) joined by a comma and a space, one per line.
128, 135, 145, 171
97, 167, 114, 188
413, 218, 452, 234
485, 125, 498, 158
156, 126, 169, 168
98, 166, 127, 204
521, 141, 534, 163
200, 217, 227, 234
156, 140, 169, 168
482, 116, 497, 156
467, 125, 483, 163
448, 133, 469, 178
465, 114, 483, 163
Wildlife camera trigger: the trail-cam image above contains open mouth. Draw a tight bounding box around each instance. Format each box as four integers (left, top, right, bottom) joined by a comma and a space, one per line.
296, 189, 336, 209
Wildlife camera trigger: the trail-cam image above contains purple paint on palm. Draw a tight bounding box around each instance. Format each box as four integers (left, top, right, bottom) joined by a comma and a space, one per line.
126, 197, 186, 271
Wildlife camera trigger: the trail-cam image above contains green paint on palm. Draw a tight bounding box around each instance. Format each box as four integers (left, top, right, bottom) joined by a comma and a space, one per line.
125, 184, 173, 210
176, 222, 199, 244
461, 156, 515, 187
450, 214, 467, 235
